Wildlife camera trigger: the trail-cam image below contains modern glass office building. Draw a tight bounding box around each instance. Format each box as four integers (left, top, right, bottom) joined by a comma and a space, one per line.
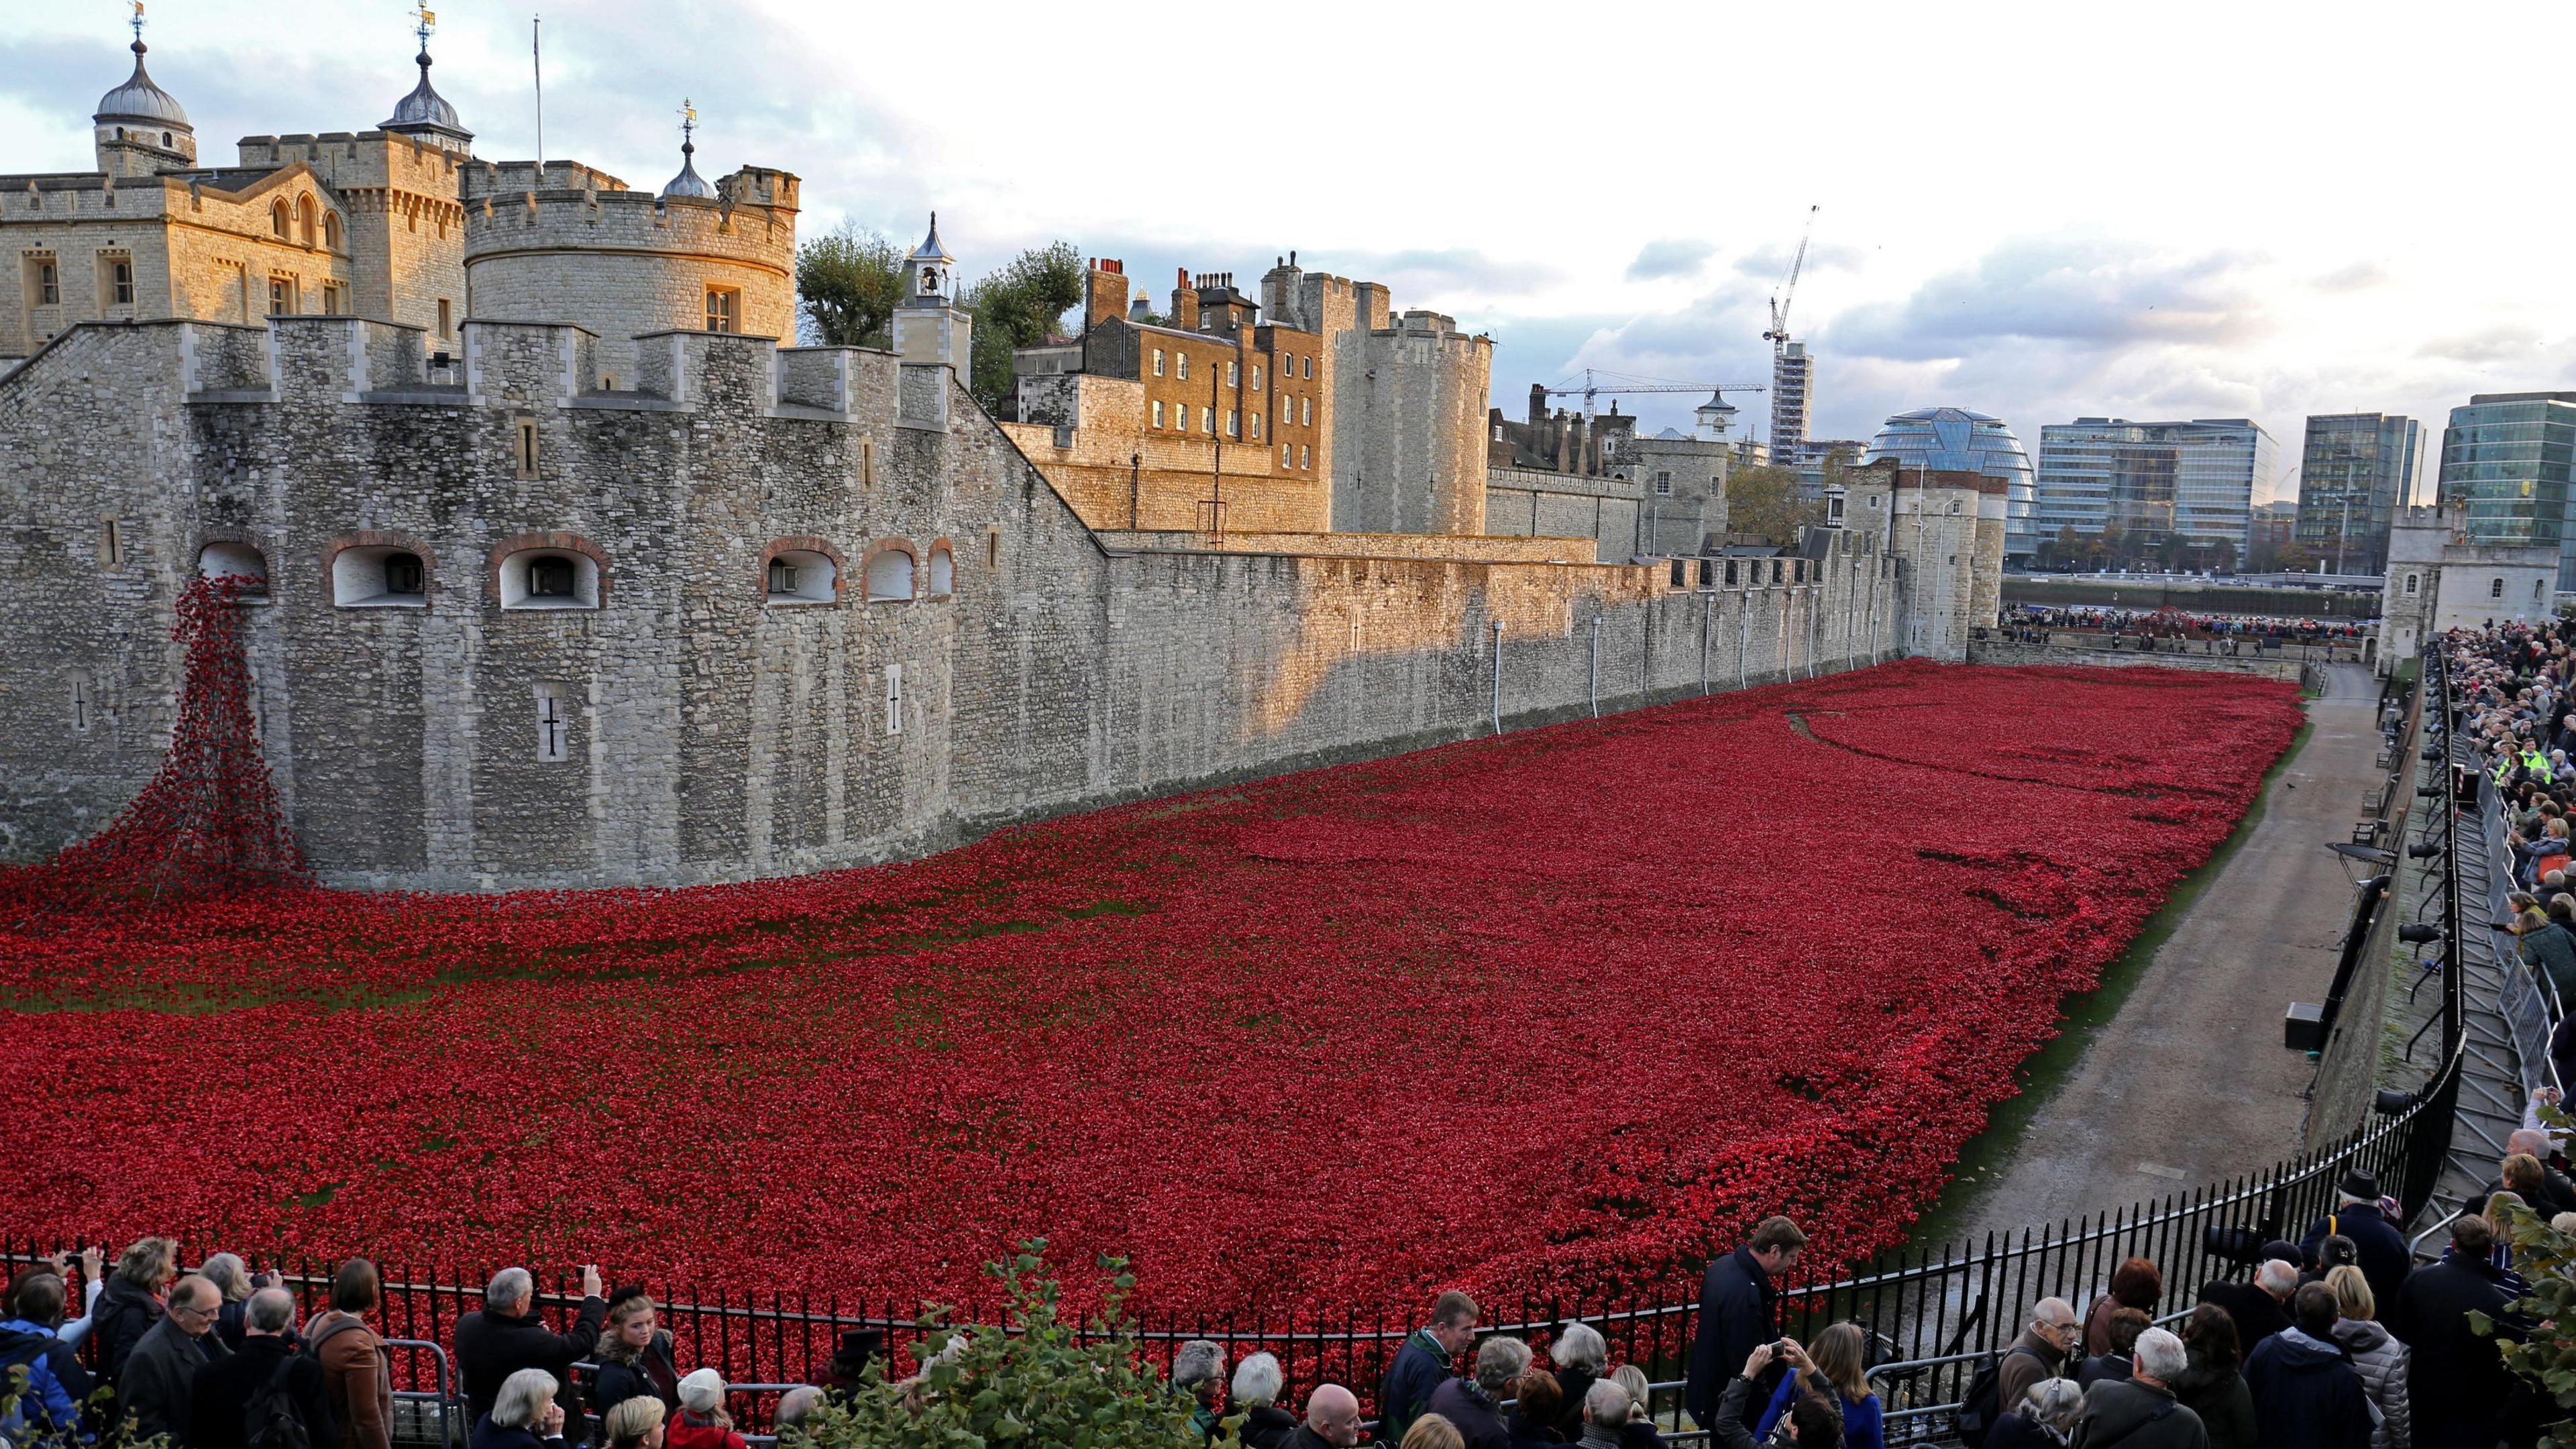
2439, 392, 2576, 590
2293, 413, 2420, 574
1862, 407, 2037, 558
2032, 418, 2275, 552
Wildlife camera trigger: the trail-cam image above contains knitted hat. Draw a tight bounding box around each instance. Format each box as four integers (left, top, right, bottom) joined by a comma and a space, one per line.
678, 1368, 725, 1413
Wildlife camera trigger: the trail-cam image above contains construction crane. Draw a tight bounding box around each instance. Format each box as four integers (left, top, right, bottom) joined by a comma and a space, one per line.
1764, 204, 1819, 354
1541, 368, 1766, 423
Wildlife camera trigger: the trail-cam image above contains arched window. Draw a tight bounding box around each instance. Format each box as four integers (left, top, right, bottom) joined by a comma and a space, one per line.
161, 131, 172, 148
197, 541, 269, 597
928, 545, 954, 598
765, 547, 839, 605
865, 547, 915, 602
331, 545, 428, 607
496, 545, 602, 610
322, 212, 342, 251
270, 200, 290, 239
2492, 577, 2506, 600
2404, 574, 2418, 595
297, 196, 317, 248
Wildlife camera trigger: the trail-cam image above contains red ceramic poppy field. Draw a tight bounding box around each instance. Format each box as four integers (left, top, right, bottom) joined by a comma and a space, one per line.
0, 661, 2301, 1320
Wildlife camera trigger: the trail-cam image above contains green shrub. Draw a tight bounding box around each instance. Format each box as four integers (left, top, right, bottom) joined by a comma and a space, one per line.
796, 1239, 1227, 1448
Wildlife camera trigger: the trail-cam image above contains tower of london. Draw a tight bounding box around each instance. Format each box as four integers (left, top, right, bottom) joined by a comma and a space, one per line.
0, 21, 1997, 890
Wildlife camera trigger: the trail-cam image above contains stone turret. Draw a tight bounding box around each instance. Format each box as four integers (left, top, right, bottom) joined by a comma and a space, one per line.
462, 152, 798, 390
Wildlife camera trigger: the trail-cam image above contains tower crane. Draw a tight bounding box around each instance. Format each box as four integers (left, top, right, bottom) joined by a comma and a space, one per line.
1541, 369, 1767, 423
1764, 204, 1819, 354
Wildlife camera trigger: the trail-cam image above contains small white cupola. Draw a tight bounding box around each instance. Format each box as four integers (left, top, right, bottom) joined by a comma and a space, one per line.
1695, 389, 1739, 443
902, 213, 957, 309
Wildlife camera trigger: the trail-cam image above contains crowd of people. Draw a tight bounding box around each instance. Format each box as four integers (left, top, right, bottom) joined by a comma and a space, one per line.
2445, 614, 2576, 1076
1996, 607, 2370, 655
0, 1171, 2561, 1449
0, 1249, 823, 1449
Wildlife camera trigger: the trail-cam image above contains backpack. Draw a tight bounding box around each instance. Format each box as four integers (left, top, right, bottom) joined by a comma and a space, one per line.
0, 1332, 66, 1444
244, 1356, 313, 1449
1953, 1345, 2045, 1447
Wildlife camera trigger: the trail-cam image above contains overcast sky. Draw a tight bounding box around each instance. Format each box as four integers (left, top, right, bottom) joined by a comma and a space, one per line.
6, 0, 2563, 503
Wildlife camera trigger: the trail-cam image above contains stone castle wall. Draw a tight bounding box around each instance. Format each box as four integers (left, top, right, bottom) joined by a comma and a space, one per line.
1333, 314, 1491, 536
0, 315, 1925, 889
1486, 464, 1646, 561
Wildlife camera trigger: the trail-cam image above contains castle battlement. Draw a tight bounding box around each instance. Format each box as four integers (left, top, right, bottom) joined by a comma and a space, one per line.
457, 155, 800, 392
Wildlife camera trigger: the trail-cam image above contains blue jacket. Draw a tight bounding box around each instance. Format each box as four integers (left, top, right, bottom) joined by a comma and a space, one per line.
1684, 1246, 1778, 1430
1377, 1330, 1454, 1446
2298, 1201, 2412, 1310
2243, 1328, 2371, 1449
0, 1318, 84, 1440
1756, 1374, 1882, 1449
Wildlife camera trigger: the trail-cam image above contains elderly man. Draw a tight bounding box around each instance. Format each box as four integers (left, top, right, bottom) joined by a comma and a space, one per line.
191, 1287, 337, 1449
2298, 1168, 2412, 1311
2390, 1214, 2521, 1449
1573, 1379, 1632, 1449
1684, 1216, 1807, 1432
2198, 1254, 2297, 1346
1426, 1336, 1529, 1449
122, 1274, 231, 1445
455, 1265, 606, 1442
2074, 1328, 2208, 1449
1172, 1339, 1226, 1443
1990, 1296, 2078, 1421
1281, 1383, 1362, 1449
1380, 1290, 1477, 1445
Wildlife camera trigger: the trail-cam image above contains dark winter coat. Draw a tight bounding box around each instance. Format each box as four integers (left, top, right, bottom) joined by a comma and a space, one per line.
2194, 1279, 2291, 1348
1549, 1366, 1597, 1442
1615, 1417, 1665, 1449
467, 1415, 564, 1449
586, 1332, 679, 1418
2169, 1358, 2256, 1449
1236, 1404, 1299, 1449
1986, 1412, 2072, 1449
1503, 1411, 1565, 1448
121, 1316, 230, 1445
189, 1334, 339, 1449
2071, 1377, 2209, 1449
2076, 1354, 2133, 1388
1377, 1330, 1456, 1447
2386, 1256, 2516, 1435
2243, 1327, 2371, 1449
1426, 1377, 1511, 1449
1684, 1246, 1778, 1430
95, 1279, 167, 1384
454, 1297, 608, 1444
2299, 1202, 2414, 1311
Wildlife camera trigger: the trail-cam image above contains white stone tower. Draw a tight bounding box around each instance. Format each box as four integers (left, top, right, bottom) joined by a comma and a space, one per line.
893, 213, 971, 425
1695, 390, 1738, 443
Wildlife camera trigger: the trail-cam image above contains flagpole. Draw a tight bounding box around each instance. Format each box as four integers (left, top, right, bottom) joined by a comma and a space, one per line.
533, 15, 545, 169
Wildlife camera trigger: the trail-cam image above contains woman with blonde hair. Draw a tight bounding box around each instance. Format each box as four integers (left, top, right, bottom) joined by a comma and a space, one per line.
1607, 1365, 1664, 1448
1401, 1414, 1465, 1449
1757, 1324, 1882, 1449
472, 1367, 568, 1449
588, 1289, 679, 1418
2324, 1265, 2410, 1449
599, 1397, 665, 1449
91, 1235, 178, 1379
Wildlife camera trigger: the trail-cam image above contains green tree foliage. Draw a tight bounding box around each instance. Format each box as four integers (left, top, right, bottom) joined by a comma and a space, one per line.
796, 226, 906, 348
1725, 464, 1824, 545
798, 1240, 1213, 1448
961, 243, 1084, 417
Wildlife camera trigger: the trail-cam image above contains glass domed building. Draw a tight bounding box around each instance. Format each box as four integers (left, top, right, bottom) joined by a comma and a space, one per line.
1864, 407, 2037, 560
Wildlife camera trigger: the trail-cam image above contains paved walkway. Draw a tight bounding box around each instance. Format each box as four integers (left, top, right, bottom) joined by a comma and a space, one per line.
1946, 663, 2385, 1238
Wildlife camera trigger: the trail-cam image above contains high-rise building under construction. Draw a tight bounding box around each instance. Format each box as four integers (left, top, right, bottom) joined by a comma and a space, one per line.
1771, 341, 1813, 458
